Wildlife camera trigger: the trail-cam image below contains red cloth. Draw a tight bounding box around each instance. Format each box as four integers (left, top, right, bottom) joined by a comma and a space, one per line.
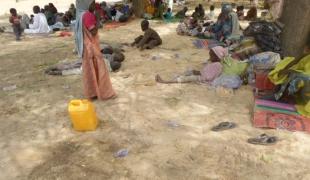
83, 11, 97, 30
255, 71, 275, 91
253, 110, 310, 133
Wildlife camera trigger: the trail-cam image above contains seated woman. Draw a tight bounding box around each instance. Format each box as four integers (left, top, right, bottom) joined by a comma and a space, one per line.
24, 6, 51, 34
268, 35, 310, 117
131, 20, 162, 50
156, 46, 228, 84
205, 4, 241, 41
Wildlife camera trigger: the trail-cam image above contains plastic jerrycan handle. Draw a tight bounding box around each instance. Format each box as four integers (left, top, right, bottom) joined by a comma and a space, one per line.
71, 100, 82, 106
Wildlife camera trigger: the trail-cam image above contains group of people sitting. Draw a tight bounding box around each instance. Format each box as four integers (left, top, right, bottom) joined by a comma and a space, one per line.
8, 3, 75, 40
8, 1, 133, 41
176, 3, 242, 43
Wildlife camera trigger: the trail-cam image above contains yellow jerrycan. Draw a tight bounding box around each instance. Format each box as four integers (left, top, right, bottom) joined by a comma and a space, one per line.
68, 99, 98, 131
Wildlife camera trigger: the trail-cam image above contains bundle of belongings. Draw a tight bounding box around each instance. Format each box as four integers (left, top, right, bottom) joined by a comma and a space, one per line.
244, 20, 283, 56
251, 47, 310, 133
45, 44, 125, 76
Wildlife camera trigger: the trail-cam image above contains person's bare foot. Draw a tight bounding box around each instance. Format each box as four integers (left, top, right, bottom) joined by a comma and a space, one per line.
155, 74, 164, 83
89, 96, 98, 101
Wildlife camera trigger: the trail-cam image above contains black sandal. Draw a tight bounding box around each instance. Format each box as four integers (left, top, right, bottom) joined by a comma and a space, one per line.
247, 134, 278, 145
211, 122, 237, 132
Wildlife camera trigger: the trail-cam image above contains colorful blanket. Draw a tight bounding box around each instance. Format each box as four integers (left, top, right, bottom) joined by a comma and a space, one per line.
253, 99, 310, 133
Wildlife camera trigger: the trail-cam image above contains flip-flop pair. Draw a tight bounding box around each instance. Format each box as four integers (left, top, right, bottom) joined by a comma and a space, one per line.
211, 122, 278, 146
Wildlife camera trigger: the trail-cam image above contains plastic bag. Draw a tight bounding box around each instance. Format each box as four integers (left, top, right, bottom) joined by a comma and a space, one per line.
249, 51, 281, 69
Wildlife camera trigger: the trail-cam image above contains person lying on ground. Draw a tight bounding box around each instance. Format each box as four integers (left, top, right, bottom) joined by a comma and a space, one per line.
163, 8, 173, 20
175, 7, 188, 19
9, 8, 22, 41
156, 46, 228, 84
24, 6, 51, 34
131, 20, 162, 50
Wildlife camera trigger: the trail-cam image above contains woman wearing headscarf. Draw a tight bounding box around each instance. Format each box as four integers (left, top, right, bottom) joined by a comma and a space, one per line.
208, 4, 241, 41
76, 0, 116, 100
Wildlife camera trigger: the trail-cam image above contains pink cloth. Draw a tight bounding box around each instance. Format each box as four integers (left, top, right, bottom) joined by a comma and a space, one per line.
83, 11, 97, 30
200, 62, 223, 82
211, 46, 229, 60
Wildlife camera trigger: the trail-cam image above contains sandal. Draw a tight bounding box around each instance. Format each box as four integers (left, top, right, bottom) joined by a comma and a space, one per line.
247, 134, 278, 146
211, 122, 237, 132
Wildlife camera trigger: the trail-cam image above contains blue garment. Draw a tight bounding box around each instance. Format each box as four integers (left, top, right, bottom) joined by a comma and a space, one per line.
164, 12, 172, 19
211, 18, 232, 41
74, 0, 93, 57
212, 75, 242, 89
75, 10, 85, 58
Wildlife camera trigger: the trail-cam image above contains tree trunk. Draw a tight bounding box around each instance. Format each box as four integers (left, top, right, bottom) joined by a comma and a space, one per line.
132, 0, 146, 18
280, 0, 310, 59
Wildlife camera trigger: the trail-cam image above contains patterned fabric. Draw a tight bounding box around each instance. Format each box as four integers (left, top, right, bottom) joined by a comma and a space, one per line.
200, 62, 223, 82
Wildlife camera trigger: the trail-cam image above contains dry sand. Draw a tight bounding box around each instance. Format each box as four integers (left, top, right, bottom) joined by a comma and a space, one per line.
1, 1, 310, 180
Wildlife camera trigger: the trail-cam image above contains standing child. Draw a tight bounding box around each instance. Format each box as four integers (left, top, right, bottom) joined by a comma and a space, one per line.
9, 8, 22, 41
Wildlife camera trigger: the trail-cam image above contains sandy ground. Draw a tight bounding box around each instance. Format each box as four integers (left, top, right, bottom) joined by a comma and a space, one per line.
1, 1, 310, 180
